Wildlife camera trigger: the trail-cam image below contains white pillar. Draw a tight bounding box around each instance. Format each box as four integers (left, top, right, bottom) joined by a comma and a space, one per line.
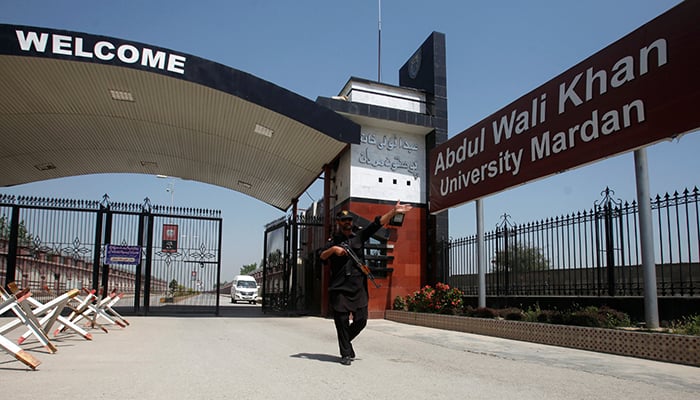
634, 148, 659, 328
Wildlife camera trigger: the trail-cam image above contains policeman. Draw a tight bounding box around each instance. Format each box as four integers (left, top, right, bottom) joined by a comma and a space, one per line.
319, 201, 413, 365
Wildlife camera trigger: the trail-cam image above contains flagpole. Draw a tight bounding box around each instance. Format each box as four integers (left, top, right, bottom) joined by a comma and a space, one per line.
378, 0, 382, 82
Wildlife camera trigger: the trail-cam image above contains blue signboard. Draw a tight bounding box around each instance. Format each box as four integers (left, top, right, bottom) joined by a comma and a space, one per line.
105, 244, 142, 265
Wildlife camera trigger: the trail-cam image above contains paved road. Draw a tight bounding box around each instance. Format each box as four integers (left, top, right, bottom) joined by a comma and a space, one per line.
1, 310, 698, 400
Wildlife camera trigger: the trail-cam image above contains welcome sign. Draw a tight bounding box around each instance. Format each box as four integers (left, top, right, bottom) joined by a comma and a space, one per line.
429, 1, 700, 213
2, 25, 187, 75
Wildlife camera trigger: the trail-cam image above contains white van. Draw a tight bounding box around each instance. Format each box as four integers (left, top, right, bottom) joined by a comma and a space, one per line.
230, 275, 259, 304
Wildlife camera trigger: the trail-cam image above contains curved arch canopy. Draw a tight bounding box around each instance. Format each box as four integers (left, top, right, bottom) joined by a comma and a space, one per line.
0, 24, 359, 210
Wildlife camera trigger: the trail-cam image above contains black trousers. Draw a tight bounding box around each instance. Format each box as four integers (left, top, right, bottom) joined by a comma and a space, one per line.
333, 306, 368, 358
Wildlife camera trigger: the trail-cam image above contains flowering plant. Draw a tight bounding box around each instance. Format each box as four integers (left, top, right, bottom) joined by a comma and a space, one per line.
396, 282, 463, 315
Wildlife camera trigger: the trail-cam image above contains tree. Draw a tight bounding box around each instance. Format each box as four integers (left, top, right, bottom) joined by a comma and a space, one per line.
267, 249, 283, 267
0, 215, 33, 245
0, 215, 8, 239
494, 243, 549, 273
240, 262, 257, 275
17, 219, 33, 246
168, 279, 179, 296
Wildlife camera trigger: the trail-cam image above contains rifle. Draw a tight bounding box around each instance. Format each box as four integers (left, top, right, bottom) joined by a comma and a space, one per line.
340, 242, 381, 288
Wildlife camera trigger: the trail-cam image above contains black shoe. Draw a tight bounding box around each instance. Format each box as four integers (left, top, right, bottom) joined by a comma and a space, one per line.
340, 356, 352, 366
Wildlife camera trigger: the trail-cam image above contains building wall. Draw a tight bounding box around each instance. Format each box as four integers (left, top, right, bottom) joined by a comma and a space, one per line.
350, 127, 426, 203
342, 200, 427, 318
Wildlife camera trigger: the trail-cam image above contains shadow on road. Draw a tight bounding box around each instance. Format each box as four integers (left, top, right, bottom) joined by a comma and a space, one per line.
290, 352, 340, 363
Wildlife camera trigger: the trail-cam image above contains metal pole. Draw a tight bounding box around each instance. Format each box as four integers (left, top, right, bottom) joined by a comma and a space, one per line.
291, 198, 299, 313
215, 217, 223, 316
100, 210, 113, 298
604, 203, 616, 296
634, 148, 659, 328
91, 208, 104, 292
476, 199, 486, 308
321, 165, 332, 317
5, 206, 20, 288
143, 212, 155, 315
262, 226, 269, 312
377, 0, 382, 82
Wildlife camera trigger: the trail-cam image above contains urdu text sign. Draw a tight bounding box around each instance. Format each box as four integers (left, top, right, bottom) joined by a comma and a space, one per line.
429, 1, 700, 213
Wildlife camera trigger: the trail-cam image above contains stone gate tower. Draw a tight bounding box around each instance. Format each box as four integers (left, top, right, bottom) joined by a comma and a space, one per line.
316, 32, 449, 318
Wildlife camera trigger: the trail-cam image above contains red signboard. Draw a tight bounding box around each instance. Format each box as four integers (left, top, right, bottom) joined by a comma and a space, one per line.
162, 224, 178, 253
429, 1, 700, 213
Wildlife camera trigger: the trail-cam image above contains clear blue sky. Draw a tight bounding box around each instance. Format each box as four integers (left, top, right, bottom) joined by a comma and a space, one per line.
1, 0, 695, 280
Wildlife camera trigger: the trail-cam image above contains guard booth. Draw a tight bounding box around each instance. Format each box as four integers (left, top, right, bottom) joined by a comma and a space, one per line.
0, 194, 223, 316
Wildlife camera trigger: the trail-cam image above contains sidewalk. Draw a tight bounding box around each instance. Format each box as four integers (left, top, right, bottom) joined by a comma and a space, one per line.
1, 311, 698, 400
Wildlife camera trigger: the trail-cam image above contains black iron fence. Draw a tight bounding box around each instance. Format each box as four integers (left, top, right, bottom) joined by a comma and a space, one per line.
0, 194, 222, 315
442, 187, 700, 298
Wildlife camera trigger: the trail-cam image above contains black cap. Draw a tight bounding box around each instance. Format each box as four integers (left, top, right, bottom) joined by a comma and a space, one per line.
336, 210, 353, 220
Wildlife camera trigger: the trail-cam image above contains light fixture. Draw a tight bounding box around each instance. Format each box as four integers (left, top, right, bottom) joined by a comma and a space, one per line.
34, 162, 56, 171
254, 124, 274, 138
109, 89, 134, 102
238, 180, 252, 189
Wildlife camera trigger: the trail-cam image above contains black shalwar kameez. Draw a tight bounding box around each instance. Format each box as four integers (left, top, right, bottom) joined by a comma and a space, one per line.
323, 216, 383, 359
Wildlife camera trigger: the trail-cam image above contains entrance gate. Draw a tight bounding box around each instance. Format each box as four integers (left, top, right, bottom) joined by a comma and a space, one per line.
261, 213, 324, 315
0, 194, 223, 316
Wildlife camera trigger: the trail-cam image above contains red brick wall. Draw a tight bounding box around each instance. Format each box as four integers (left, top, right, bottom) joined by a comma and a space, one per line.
347, 201, 426, 318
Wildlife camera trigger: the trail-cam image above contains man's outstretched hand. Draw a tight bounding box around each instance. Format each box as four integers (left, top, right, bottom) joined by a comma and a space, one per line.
394, 200, 413, 214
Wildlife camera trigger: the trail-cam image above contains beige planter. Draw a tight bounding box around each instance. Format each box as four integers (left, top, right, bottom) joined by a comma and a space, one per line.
385, 310, 700, 367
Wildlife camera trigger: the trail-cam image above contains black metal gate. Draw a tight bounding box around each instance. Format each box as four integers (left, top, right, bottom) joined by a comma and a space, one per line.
261, 212, 325, 315
0, 194, 222, 316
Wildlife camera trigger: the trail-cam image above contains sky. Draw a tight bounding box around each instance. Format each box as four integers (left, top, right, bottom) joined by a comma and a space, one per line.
1, 0, 696, 280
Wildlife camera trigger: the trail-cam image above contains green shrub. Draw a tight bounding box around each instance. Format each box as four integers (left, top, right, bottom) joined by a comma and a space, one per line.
395, 294, 698, 334
478, 304, 632, 329
522, 304, 541, 322
598, 306, 632, 328
568, 306, 605, 327
464, 306, 498, 319
536, 309, 558, 324
669, 315, 700, 335
405, 285, 434, 313
393, 295, 407, 311
498, 307, 524, 321
557, 306, 631, 328
550, 310, 570, 325
404, 283, 464, 315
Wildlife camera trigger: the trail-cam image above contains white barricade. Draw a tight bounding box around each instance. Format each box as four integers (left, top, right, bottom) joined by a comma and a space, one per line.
0, 287, 43, 369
